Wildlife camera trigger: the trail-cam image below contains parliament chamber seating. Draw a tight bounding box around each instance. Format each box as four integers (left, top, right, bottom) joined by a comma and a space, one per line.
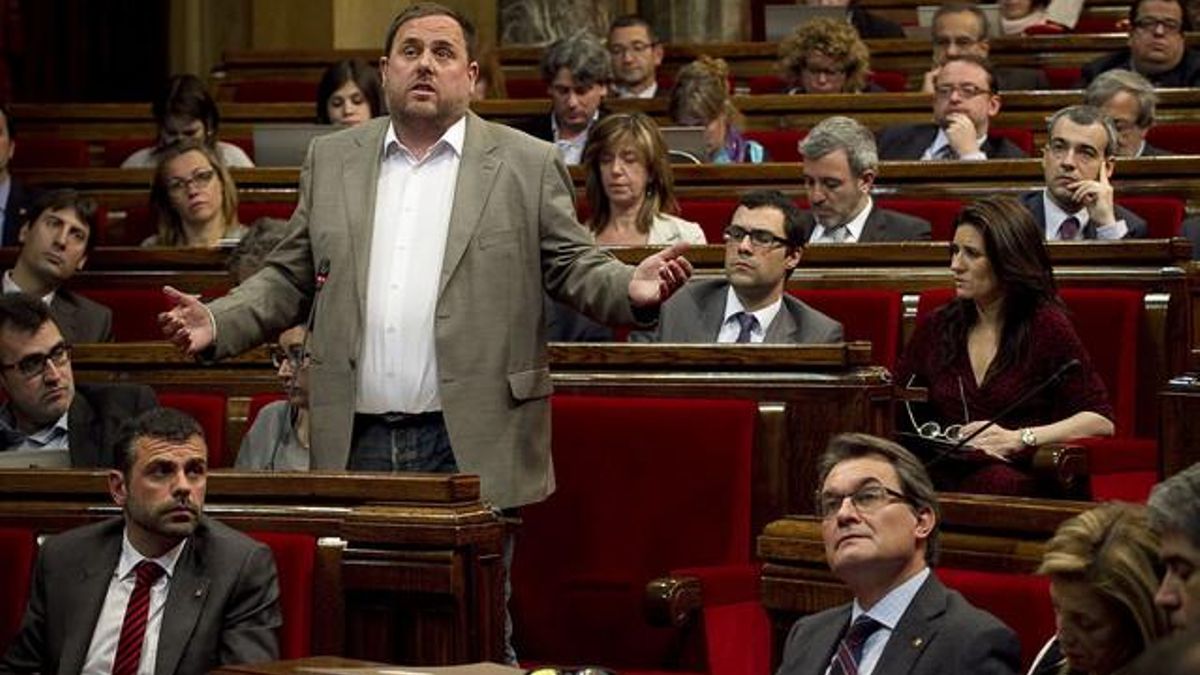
158, 391, 230, 468
0, 527, 36, 652
937, 568, 1056, 669
874, 197, 963, 240
246, 530, 318, 659
1041, 66, 1082, 90
789, 288, 902, 368
743, 129, 806, 163
1145, 123, 1200, 155
12, 138, 91, 169
679, 198, 739, 243
1116, 195, 1185, 238
107, 201, 295, 246
230, 79, 319, 104
989, 128, 1036, 157
745, 70, 907, 95
512, 394, 760, 675
75, 287, 177, 342
100, 137, 255, 168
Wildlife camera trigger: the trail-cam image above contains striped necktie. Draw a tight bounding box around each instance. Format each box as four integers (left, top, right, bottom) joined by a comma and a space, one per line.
734, 312, 758, 343
829, 615, 884, 675
112, 560, 165, 675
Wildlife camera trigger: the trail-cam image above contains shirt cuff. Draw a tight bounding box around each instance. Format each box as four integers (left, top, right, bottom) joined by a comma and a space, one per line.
960, 151, 987, 161
1093, 219, 1128, 240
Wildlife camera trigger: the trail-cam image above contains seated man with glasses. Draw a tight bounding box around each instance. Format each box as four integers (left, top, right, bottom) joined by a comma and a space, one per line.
1081, 0, 1200, 87
631, 189, 842, 344
0, 292, 157, 465
235, 325, 311, 470
878, 55, 1026, 161
921, 3, 1049, 94
607, 14, 664, 99
1020, 105, 1147, 239
777, 432, 1020, 675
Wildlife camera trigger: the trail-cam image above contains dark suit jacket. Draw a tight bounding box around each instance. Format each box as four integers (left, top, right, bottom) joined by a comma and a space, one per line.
510, 106, 611, 145
630, 278, 843, 344
776, 573, 1020, 675
849, 6, 906, 38
876, 123, 1027, 160
0, 516, 280, 675
67, 383, 158, 467
1080, 48, 1200, 87
1018, 190, 1148, 239
804, 207, 932, 243
995, 67, 1050, 92
1140, 142, 1172, 157
2, 178, 31, 247
50, 288, 113, 343
1181, 215, 1200, 260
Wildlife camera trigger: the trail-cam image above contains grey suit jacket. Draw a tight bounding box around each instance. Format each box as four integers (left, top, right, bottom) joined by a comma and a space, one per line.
0, 517, 280, 675
206, 113, 638, 509
1018, 190, 1148, 239
66, 383, 158, 468
876, 123, 1027, 161
776, 574, 1020, 675
630, 278, 843, 344
804, 207, 932, 243
50, 289, 113, 343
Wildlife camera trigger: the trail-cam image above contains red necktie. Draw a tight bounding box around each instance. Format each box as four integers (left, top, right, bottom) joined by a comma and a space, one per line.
830, 615, 883, 675
112, 560, 165, 675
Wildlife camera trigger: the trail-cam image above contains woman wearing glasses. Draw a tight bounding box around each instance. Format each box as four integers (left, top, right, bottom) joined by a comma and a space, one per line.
144, 140, 245, 247
581, 112, 705, 246
777, 18, 876, 94
236, 325, 311, 470
895, 196, 1113, 495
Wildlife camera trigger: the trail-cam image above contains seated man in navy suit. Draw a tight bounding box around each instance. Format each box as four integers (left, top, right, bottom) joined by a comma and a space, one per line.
1019, 105, 1148, 240
632, 189, 842, 344
800, 116, 931, 243
777, 433, 1020, 675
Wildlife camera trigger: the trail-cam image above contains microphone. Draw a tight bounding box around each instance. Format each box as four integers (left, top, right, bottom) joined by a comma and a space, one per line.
949, 358, 1081, 455
267, 258, 330, 470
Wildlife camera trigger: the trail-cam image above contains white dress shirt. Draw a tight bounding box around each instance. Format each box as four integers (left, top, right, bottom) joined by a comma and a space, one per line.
81, 532, 187, 675
811, 198, 874, 243
1041, 190, 1128, 240
717, 286, 783, 343
612, 82, 658, 99
357, 118, 465, 414
825, 567, 931, 675
921, 128, 987, 161
550, 113, 596, 165
3, 270, 56, 304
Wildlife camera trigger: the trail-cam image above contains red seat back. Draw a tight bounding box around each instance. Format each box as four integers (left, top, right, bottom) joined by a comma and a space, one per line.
868, 70, 907, 92
1146, 123, 1200, 155
678, 198, 740, 243
232, 80, 319, 104
747, 75, 785, 94
505, 77, 546, 99
158, 392, 230, 468
72, 288, 174, 342
1116, 195, 1184, 238
11, 139, 91, 169
790, 289, 902, 368
0, 527, 36, 651
512, 395, 756, 669
939, 568, 1055, 669
875, 197, 963, 240
1043, 67, 1082, 90
246, 531, 316, 658
743, 129, 807, 162
990, 128, 1035, 156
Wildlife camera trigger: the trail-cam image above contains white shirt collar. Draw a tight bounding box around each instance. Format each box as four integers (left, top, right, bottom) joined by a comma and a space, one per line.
1041, 189, 1088, 240
3, 270, 56, 305
382, 116, 467, 164
117, 527, 188, 581
613, 82, 658, 99
814, 197, 874, 242
722, 285, 783, 342
850, 567, 931, 627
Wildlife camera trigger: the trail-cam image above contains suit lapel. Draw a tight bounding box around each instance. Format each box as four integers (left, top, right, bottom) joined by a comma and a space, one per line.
696, 282, 729, 340
439, 113, 501, 299
342, 119, 387, 310
155, 534, 210, 675
806, 606, 852, 673
876, 575, 946, 675
49, 292, 80, 344
67, 392, 100, 467
60, 530, 122, 674
764, 298, 799, 342
859, 207, 885, 243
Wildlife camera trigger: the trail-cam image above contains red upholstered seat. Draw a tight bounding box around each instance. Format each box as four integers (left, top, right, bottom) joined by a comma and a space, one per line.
989, 128, 1035, 156
938, 568, 1055, 669
1117, 196, 1184, 238
868, 70, 907, 92
1023, 23, 1067, 34
742, 129, 807, 163
789, 289, 902, 368
231, 80, 319, 103
746, 75, 785, 95
678, 199, 740, 243
11, 138, 91, 169
73, 288, 176, 342
158, 392, 229, 468
246, 531, 316, 658
0, 527, 36, 651
1146, 123, 1200, 155
512, 395, 758, 672
1042, 67, 1082, 90
506, 77, 546, 99
875, 198, 963, 241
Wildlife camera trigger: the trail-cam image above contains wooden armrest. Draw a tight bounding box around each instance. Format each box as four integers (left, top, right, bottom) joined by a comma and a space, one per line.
1031, 443, 1090, 500
645, 575, 702, 628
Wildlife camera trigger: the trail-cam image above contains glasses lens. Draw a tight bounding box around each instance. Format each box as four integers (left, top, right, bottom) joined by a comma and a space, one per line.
724, 225, 747, 242
916, 421, 942, 439
943, 425, 963, 442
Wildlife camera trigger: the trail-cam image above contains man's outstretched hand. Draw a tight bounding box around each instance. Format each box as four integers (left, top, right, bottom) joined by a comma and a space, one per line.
629, 241, 694, 307
159, 286, 215, 355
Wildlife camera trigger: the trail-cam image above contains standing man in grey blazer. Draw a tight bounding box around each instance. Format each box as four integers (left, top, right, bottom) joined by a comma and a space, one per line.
632, 190, 842, 344
800, 117, 931, 243
1, 407, 281, 675
159, 2, 691, 510
777, 433, 1020, 675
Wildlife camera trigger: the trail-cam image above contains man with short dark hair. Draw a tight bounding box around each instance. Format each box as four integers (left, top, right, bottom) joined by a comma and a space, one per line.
878, 55, 1026, 160
922, 3, 1049, 93
0, 293, 155, 464
633, 189, 842, 344
1083, 69, 1170, 157
0, 407, 281, 675
777, 433, 1020, 675
1081, 0, 1200, 87
0, 103, 30, 247
513, 32, 611, 164
4, 188, 112, 343
608, 15, 663, 99
1147, 463, 1200, 634
800, 116, 931, 243
1019, 105, 1148, 239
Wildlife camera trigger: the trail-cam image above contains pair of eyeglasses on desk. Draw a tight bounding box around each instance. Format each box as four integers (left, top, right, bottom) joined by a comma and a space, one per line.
902, 374, 970, 442
527, 668, 617, 675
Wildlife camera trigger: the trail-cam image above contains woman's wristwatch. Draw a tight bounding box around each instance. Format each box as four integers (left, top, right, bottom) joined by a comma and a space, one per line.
1019, 427, 1038, 448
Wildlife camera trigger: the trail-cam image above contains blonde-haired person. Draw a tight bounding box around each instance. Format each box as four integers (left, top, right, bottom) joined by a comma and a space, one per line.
778, 17, 875, 94
1030, 503, 1169, 675
581, 112, 705, 246
144, 140, 245, 247
669, 56, 767, 164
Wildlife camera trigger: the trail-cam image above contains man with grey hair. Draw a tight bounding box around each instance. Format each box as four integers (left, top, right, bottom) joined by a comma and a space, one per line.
513, 32, 611, 164
1083, 69, 1170, 158
921, 3, 1048, 93
1019, 104, 1148, 239
1147, 463, 1200, 634
777, 433, 1019, 675
800, 116, 931, 243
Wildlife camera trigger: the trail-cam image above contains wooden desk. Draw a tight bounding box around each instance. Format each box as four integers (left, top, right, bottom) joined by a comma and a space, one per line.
212, 656, 521, 675
1159, 373, 1200, 477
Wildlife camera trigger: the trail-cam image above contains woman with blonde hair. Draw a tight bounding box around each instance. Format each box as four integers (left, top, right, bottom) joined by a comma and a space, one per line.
669, 55, 766, 164
145, 140, 244, 247
778, 17, 874, 94
1030, 502, 1168, 675
581, 112, 704, 246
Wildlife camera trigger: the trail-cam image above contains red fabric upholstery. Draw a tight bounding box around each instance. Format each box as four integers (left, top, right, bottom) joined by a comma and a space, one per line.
1146, 123, 1200, 155
1073, 17, 1123, 32
11, 138, 91, 168
938, 568, 1055, 669
679, 199, 740, 243
875, 198, 963, 241
506, 77, 546, 99
73, 288, 176, 342
0, 527, 36, 651
989, 128, 1035, 156
1023, 23, 1067, 34
158, 392, 229, 468
789, 289, 902, 368
1090, 468, 1158, 502
742, 129, 807, 163
745, 72, 903, 93
246, 531, 316, 658
115, 201, 295, 246
232, 80, 318, 103
1042, 67, 1082, 90
512, 395, 756, 671
868, 70, 907, 92
1116, 196, 1184, 238
747, 75, 785, 95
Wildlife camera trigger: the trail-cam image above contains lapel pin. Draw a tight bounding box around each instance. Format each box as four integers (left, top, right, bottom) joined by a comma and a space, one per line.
912, 637, 924, 649
194, 589, 204, 598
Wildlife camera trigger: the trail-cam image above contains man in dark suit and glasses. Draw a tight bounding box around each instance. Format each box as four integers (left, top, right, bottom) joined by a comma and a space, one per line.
776, 433, 1019, 675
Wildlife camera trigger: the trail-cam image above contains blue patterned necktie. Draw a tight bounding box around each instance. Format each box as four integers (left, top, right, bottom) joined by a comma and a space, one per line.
734, 312, 758, 343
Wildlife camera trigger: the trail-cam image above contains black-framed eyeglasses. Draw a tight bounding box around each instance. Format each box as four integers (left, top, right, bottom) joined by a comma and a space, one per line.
166, 168, 216, 195
903, 374, 969, 442
723, 225, 790, 249
608, 41, 656, 57
815, 483, 911, 519
933, 83, 991, 100
0, 341, 72, 379
1133, 17, 1182, 34
270, 344, 307, 369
